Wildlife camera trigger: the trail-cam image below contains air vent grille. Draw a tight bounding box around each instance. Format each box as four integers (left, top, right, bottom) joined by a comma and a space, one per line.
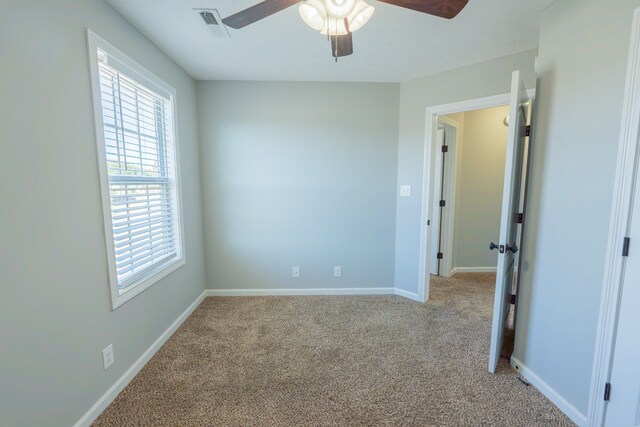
194, 9, 230, 38
200, 11, 218, 25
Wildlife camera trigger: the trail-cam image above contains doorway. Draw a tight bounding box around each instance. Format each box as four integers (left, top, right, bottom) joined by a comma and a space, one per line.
417, 72, 535, 373
430, 105, 510, 279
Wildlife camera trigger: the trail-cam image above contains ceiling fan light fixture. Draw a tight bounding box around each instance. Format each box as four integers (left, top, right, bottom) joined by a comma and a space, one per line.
347, 0, 374, 32
299, 0, 326, 31
323, 0, 356, 19
320, 17, 350, 35
222, 0, 469, 60
300, 0, 371, 35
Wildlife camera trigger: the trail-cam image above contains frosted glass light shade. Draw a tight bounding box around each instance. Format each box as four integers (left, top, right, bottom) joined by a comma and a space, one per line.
300, 0, 373, 35
320, 17, 349, 35
324, 0, 356, 18
299, 0, 326, 31
347, 0, 374, 32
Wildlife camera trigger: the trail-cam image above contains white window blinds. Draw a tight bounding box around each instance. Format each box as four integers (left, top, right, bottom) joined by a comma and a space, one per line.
96, 47, 182, 294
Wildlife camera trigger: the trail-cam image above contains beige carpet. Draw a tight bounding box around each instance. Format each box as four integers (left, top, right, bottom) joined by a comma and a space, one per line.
93, 273, 574, 426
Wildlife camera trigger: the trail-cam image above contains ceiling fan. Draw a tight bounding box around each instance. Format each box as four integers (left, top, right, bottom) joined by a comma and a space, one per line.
221, 0, 469, 60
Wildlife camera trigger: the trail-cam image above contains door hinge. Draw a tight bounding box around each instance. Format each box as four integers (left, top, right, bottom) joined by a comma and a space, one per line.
622, 237, 630, 257
439, 200, 446, 207
510, 294, 516, 305
442, 145, 448, 153
437, 252, 444, 260
517, 213, 524, 224
604, 383, 611, 401
525, 125, 531, 137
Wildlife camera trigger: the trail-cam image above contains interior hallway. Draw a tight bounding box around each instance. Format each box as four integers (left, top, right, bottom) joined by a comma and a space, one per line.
94, 273, 573, 426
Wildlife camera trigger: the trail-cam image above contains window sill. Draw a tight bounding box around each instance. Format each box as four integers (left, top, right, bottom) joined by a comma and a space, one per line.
111, 256, 186, 310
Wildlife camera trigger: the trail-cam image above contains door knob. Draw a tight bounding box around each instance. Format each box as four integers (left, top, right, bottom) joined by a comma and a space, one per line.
506, 244, 518, 254
489, 242, 499, 251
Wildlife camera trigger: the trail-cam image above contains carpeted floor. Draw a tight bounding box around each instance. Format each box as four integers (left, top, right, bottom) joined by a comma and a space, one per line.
93, 273, 574, 426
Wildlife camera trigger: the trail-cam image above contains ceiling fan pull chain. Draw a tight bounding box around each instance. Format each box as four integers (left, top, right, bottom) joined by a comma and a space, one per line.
333, 18, 338, 62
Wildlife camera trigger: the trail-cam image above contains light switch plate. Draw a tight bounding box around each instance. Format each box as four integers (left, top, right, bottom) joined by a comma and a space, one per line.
400, 185, 411, 197
102, 344, 114, 370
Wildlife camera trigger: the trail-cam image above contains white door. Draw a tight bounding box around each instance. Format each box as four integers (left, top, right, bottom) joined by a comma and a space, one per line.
430, 123, 458, 277
488, 71, 530, 373
605, 171, 640, 426
430, 128, 446, 275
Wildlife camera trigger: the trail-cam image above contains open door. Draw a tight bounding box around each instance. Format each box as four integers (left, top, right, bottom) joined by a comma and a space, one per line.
488, 70, 531, 373
605, 170, 640, 426
430, 128, 445, 276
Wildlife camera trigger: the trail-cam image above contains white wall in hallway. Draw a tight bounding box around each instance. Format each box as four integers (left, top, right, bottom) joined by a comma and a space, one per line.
449, 106, 510, 270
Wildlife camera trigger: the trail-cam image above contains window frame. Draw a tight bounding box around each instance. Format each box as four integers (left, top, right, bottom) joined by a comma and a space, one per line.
87, 30, 186, 310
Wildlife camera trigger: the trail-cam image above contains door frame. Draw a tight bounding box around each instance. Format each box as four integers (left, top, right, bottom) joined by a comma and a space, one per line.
430, 116, 460, 278
418, 90, 535, 302
587, 7, 640, 426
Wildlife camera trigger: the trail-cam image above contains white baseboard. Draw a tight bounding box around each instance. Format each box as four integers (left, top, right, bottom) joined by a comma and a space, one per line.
74, 290, 206, 427
451, 266, 497, 274
394, 288, 423, 302
510, 357, 587, 426
205, 287, 426, 302
205, 287, 396, 297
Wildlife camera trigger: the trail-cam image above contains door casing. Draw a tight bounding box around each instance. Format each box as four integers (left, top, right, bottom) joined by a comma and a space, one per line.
587, 6, 640, 426
418, 90, 536, 303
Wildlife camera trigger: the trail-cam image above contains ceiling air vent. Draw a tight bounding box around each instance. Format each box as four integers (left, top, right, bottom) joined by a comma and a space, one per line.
194, 9, 230, 38
199, 11, 218, 25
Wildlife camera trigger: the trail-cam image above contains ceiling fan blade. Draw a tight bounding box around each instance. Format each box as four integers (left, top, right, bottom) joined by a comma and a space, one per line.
331, 32, 353, 58
376, 0, 468, 19
222, 0, 300, 29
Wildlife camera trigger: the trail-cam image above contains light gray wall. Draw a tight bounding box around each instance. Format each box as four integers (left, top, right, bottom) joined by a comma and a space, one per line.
513, 0, 640, 416
450, 106, 509, 269
197, 81, 399, 290
0, 1, 206, 426
394, 50, 537, 295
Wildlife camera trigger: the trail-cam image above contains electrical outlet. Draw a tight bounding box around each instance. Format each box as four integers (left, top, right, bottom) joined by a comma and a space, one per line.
292, 266, 300, 278
102, 344, 114, 370
334, 266, 342, 278
400, 185, 411, 197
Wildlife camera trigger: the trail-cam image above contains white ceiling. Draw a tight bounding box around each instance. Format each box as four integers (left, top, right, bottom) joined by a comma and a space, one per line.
106, 0, 554, 82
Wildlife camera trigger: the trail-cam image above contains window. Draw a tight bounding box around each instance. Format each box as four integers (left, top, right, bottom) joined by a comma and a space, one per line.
88, 31, 185, 309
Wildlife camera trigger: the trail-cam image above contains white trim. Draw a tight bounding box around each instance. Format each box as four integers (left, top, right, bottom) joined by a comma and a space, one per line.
450, 266, 497, 274
418, 90, 536, 303
73, 290, 206, 427
112, 258, 187, 308
205, 287, 426, 302
393, 288, 423, 302
437, 115, 460, 129
86, 29, 187, 310
205, 287, 396, 297
587, 8, 640, 427
511, 357, 587, 426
